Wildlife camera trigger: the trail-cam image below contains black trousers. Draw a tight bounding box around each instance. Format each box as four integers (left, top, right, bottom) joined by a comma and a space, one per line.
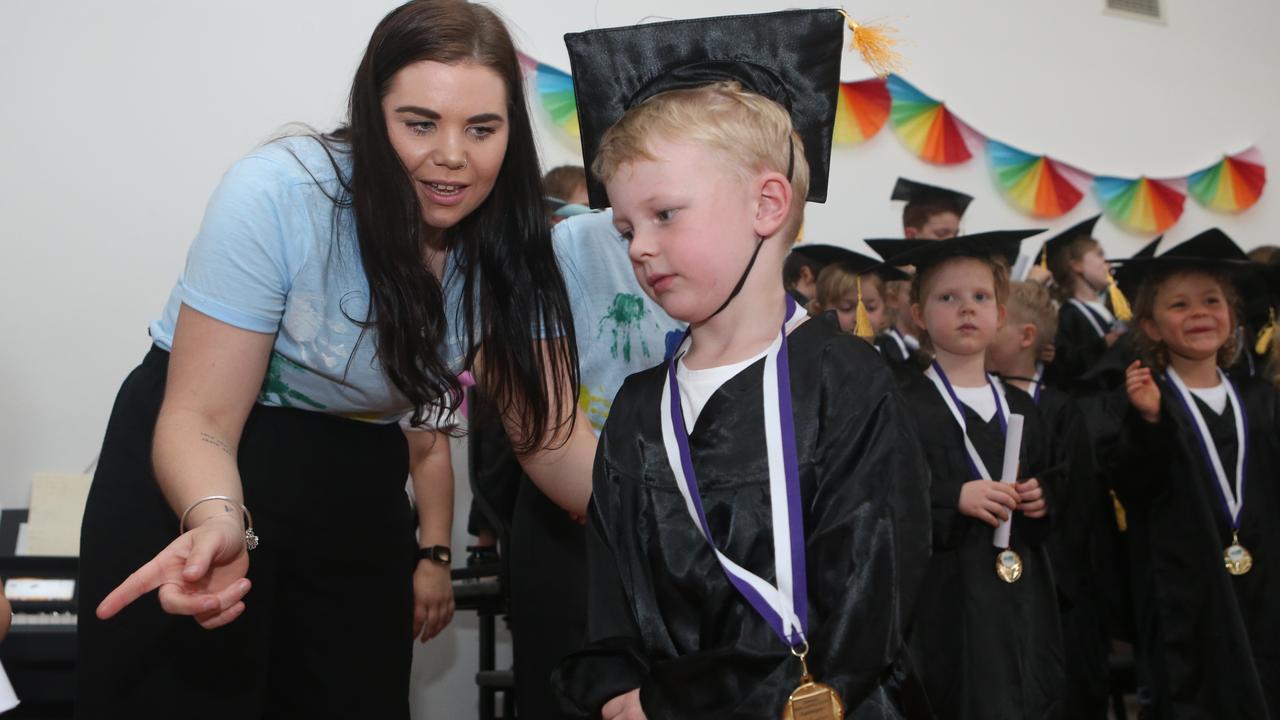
77, 346, 416, 719
509, 475, 588, 720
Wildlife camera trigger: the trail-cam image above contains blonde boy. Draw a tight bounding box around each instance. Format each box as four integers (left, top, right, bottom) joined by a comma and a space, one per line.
552, 10, 931, 719
986, 280, 1058, 390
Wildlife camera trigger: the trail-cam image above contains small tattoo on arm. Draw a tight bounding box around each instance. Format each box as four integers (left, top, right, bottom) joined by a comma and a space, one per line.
200, 432, 235, 458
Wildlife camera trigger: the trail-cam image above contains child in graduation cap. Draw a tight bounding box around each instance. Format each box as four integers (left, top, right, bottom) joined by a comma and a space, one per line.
875, 231, 1066, 720
894, 178, 972, 242
876, 180, 975, 372
1112, 228, 1280, 718
550, 9, 933, 720
797, 245, 908, 342
985, 281, 1112, 717
1039, 215, 1136, 392
1263, 259, 1280, 388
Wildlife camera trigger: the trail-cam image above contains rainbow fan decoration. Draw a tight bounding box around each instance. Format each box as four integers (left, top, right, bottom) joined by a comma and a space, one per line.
834, 78, 890, 146
886, 74, 980, 165
519, 52, 579, 140
1188, 147, 1267, 213
987, 140, 1092, 218
1094, 176, 1187, 234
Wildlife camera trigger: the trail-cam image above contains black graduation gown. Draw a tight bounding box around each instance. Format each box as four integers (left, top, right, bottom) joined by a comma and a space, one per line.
902, 376, 1065, 720
875, 332, 928, 387
1035, 385, 1110, 718
1109, 376, 1280, 718
1044, 300, 1111, 393
553, 318, 933, 719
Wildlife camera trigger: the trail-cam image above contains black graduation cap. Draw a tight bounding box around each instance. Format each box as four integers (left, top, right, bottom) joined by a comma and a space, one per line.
789, 244, 910, 281
866, 229, 1046, 272
1035, 214, 1102, 268
1109, 235, 1162, 299
1111, 228, 1251, 289
564, 9, 846, 209
891, 178, 974, 216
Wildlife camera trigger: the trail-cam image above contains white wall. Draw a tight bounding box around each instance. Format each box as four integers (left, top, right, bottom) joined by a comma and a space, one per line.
1, 1, 1277, 716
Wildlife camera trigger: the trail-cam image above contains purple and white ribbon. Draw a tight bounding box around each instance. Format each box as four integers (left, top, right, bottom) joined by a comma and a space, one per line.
660, 297, 809, 648
1165, 366, 1248, 530
924, 361, 1010, 481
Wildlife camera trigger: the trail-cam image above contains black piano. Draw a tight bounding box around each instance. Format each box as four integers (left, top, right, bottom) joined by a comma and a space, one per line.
0, 509, 76, 719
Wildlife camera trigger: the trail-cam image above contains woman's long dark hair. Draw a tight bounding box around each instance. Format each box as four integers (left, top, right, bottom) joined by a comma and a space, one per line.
321, 0, 578, 452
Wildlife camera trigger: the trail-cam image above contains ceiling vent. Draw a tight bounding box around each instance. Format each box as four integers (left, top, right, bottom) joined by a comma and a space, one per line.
1105, 0, 1165, 23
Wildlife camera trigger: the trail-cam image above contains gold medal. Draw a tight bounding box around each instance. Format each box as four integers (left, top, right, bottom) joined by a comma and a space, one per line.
1224, 531, 1253, 576
782, 643, 844, 720
995, 548, 1023, 583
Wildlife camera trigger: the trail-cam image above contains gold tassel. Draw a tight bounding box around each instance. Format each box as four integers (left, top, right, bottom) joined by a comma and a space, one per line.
1110, 490, 1128, 533
1108, 274, 1133, 323
838, 10, 904, 77
1255, 308, 1276, 355
1039, 247, 1049, 272
853, 275, 875, 339
796, 223, 805, 244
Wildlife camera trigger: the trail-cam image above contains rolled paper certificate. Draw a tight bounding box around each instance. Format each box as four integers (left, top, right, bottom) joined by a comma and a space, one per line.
993, 413, 1025, 549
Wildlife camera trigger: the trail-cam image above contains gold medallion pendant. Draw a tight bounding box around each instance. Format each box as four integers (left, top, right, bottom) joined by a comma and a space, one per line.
1224, 531, 1253, 576
783, 644, 844, 720
783, 680, 844, 720
995, 548, 1023, 583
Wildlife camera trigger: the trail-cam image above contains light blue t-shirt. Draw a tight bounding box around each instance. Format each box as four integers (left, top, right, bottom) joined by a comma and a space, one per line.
554, 210, 685, 435
150, 136, 471, 423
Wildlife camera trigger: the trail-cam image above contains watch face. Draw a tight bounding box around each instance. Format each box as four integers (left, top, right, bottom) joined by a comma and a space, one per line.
437, 548, 451, 563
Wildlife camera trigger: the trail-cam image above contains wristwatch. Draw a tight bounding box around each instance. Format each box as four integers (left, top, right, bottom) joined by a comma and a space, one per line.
418, 545, 452, 566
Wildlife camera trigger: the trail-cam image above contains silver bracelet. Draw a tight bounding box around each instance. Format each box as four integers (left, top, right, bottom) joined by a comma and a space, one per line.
178, 495, 260, 551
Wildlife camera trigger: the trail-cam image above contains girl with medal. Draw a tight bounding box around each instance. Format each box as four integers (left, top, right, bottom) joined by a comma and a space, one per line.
551, 10, 934, 719
875, 232, 1066, 720
1114, 228, 1280, 718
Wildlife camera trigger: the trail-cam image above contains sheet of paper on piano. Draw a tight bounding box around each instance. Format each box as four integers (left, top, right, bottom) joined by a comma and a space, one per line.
25, 473, 91, 557
0, 660, 17, 713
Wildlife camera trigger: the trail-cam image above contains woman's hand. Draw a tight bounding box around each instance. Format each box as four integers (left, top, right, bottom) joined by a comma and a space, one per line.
1014, 477, 1047, 518
1125, 360, 1161, 424
958, 480, 1020, 527
96, 515, 251, 629
602, 689, 647, 720
412, 560, 455, 642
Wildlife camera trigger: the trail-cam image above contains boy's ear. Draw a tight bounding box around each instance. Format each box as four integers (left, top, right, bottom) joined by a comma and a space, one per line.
904, 226, 920, 239
996, 303, 1008, 330
1019, 323, 1038, 350
753, 171, 793, 239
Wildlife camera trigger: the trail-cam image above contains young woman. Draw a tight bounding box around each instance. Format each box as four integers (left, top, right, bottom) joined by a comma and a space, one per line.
76, 2, 594, 716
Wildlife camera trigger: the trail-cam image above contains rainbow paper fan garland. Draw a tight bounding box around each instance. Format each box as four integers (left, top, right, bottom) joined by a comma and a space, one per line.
1094, 176, 1187, 234
886, 74, 981, 165
1188, 147, 1267, 213
988, 140, 1093, 218
834, 78, 890, 146
514, 51, 1267, 232
519, 52, 579, 140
